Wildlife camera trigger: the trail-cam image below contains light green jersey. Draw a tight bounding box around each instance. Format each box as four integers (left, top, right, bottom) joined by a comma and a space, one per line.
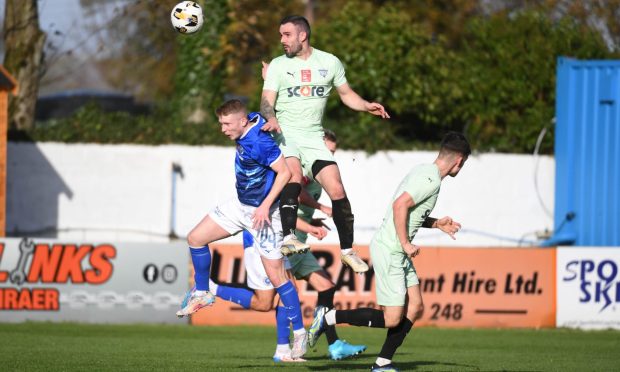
263, 48, 347, 132
295, 177, 323, 243
372, 164, 441, 252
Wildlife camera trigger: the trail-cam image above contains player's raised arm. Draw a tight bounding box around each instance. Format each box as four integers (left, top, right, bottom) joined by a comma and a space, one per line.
335, 83, 390, 119
392, 191, 419, 257
252, 156, 291, 229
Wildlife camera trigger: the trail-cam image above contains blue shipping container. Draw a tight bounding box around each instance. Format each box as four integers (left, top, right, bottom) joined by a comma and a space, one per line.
546, 57, 620, 246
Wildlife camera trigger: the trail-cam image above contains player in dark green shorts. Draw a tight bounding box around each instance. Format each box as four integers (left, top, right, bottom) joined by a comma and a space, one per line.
307, 132, 471, 372
260, 15, 390, 273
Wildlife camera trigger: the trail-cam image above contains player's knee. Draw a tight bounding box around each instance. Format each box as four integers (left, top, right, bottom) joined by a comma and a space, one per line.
325, 182, 346, 200
329, 188, 346, 200
289, 171, 303, 183
251, 297, 273, 312
318, 280, 336, 292
309, 272, 334, 292
384, 312, 404, 328
253, 301, 273, 312
411, 302, 424, 321
187, 231, 204, 248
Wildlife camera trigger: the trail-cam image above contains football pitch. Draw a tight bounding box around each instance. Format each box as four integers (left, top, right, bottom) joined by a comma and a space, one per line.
0, 322, 618, 371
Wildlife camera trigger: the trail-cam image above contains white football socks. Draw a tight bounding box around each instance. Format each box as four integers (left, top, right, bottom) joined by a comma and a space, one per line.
276, 344, 290, 355
209, 281, 219, 296
293, 328, 306, 336
325, 309, 337, 326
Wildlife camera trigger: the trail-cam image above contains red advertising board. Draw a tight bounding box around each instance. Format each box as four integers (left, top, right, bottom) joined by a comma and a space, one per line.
191, 245, 556, 328
414, 247, 556, 328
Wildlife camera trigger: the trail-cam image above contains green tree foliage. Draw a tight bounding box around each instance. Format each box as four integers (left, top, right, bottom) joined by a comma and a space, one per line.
458, 10, 616, 152
21, 0, 620, 153
218, 0, 303, 97
28, 103, 229, 145
80, 0, 178, 101
309, 1, 618, 153
543, 0, 620, 52
172, 0, 229, 124
311, 1, 473, 151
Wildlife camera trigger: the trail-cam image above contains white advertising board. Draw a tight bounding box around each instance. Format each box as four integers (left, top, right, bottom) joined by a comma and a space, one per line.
0, 238, 188, 324
557, 247, 620, 329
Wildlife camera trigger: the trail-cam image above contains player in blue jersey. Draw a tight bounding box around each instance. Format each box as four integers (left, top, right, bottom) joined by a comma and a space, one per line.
209, 131, 366, 362
176, 99, 307, 359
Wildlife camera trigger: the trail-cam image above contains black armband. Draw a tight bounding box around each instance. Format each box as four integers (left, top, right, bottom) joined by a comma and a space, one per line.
422, 217, 437, 228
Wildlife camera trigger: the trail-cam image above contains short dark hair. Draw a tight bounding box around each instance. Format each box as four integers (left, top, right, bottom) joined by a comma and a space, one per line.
439, 131, 471, 157
215, 99, 246, 117
323, 128, 337, 144
280, 15, 311, 42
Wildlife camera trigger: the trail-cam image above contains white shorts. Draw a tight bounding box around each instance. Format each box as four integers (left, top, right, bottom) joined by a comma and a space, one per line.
244, 245, 291, 290
209, 198, 283, 260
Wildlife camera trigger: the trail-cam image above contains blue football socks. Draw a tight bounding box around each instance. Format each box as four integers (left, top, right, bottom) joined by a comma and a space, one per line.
215, 284, 253, 309
190, 246, 211, 291
276, 281, 304, 331
275, 306, 291, 345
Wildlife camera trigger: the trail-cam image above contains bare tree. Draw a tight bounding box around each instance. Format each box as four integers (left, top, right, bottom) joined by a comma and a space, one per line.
3, 0, 46, 130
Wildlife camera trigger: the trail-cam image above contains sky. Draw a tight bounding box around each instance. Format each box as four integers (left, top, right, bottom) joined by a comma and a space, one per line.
2, 0, 88, 56
1, 0, 121, 94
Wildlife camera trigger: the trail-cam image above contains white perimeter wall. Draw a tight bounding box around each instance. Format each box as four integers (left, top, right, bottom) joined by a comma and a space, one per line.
7, 142, 555, 247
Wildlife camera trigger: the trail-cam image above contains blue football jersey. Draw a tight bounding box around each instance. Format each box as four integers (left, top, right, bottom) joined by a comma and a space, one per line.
235, 112, 282, 207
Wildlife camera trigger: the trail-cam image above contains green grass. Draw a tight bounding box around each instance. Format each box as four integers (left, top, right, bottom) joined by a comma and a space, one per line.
0, 323, 618, 371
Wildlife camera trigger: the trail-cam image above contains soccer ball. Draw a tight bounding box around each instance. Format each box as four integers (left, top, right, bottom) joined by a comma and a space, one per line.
170, 1, 204, 34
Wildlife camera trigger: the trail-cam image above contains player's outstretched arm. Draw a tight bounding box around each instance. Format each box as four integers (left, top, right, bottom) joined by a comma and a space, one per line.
299, 187, 332, 217
296, 218, 328, 240
252, 156, 291, 229
424, 216, 461, 240
335, 83, 390, 119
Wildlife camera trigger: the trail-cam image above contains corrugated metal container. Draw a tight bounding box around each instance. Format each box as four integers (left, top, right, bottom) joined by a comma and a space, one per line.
549, 57, 620, 246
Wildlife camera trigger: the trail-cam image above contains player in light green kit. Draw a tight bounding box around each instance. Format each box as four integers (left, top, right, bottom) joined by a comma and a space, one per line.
307, 132, 471, 372
260, 15, 390, 273
288, 129, 367, 360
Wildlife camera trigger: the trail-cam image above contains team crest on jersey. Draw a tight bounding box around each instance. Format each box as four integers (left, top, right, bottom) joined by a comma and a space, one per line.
301, 69, 311, 82
319, 68, 328, 78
